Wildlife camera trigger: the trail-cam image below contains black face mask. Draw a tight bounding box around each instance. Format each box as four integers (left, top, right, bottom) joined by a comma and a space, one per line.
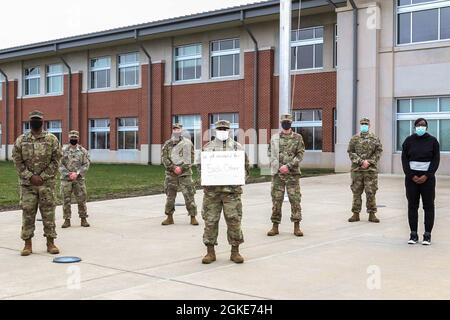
281, 121, 292, 130
70, 139, 78, 146
30, 120, 43, 130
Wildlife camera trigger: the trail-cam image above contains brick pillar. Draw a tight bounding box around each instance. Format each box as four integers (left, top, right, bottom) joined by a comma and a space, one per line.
152, 62, 165, 145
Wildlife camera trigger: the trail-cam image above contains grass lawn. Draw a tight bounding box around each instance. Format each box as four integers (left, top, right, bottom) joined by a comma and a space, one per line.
0, 161, 334, 211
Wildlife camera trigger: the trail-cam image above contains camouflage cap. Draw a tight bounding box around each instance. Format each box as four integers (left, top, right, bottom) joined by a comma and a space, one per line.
215, 120, 230, 130
69, 130, 79, 139
29, 110, 44, 120
172, 123, 183, 130
360, 117, 370, 125
280, 114, 293, 123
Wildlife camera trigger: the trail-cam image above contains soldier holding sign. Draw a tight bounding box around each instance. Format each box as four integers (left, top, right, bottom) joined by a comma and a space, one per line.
199, 120, 249, 264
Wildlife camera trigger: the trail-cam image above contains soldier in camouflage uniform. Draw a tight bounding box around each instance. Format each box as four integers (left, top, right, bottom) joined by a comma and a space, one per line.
12, 110, 62, 256
161, 123, 199, 226
200, 120, 250, 264
267, 114, 305, 237
347, 117, 383, 223
60, 130, 91, 228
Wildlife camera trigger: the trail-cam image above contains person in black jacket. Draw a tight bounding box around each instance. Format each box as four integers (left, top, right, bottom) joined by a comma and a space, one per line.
401, 118, 440, 245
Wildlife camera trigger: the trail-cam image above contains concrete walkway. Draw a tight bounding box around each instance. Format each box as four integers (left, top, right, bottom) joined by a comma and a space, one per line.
1, 173, 450, 300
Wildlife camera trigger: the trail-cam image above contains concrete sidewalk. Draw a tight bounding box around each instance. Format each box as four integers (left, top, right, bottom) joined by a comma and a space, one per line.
1, 173, 450, 300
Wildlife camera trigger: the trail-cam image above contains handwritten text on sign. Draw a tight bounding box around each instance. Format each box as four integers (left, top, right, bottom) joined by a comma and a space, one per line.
201, 151, 246, 186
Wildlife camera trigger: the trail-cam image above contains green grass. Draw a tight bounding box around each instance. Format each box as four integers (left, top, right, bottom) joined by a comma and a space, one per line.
0, 161, 334, 211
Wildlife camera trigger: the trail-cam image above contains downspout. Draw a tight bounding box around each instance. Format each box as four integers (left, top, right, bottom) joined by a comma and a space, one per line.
0, 68, 9, 160
135, 30, 153, 165
240, 10, 259, 168
60, 57, 72, 133
349, 0, 359, 135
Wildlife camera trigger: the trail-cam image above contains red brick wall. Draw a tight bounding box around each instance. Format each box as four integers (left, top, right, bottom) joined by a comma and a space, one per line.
4, 52, 337, 155
272, 71, 337, 152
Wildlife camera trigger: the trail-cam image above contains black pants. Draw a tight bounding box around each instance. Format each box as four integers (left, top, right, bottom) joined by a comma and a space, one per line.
405, 176, 436, 233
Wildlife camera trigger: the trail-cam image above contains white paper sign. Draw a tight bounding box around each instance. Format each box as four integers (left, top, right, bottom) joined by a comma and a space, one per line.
201, 151, 246, 186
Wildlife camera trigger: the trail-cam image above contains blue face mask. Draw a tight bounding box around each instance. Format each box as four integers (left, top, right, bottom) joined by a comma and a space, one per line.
360, 125, 369, 133
415, 126, 427, 136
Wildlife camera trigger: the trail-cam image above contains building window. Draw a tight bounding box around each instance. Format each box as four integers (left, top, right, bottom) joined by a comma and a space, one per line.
118, 52, 139, 87
334, 24, 338, 68
117, 118, 139, 150
291, 26, 324, 71
90, 57, 111, 89
397, 0, 450, 45
211, 39, 240, 78
174, 44, 202, 81
292, 109, 323, 151
210, 113, 239, 141
24, 67, 40, 96
45, 120, 62, 141
396, 97, 450, 151
23, 122, 31, 134
89, 119, 110, 149
172, 114, 202, 150
46, 64, 63, 94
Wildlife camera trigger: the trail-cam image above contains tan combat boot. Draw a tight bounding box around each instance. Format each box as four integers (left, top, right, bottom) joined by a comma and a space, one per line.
267, 223, 279, 237
294, 222, 304, 237
62, 219, 71, 228
46, 238, 60, 255
369, 213, 380, 223
348, 213, 360, 222
161, 214, 174, 226
21, 239, 32, 256
202, 245, 216, 264
81, 218, 90, 227
230, 245, 244, 264
190, 216, 199, 226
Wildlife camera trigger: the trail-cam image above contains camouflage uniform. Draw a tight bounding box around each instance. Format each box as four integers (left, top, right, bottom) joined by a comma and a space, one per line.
12, 112, 62, 241
268, 115, 305, 225
161, 125, 197, 217
347, 118, 383, 216
200, 122, 250, 247
59, 131, 90, 220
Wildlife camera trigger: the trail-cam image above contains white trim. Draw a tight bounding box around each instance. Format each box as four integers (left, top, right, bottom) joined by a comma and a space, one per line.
397, 0, 450, 14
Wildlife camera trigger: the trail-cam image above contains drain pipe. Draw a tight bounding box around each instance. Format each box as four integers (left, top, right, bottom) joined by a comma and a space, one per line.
60, 57, 72, 133
241, 10, 259, 168
0, 68, 9, 161
349, 0, 359, 135
135, 31, 153, 165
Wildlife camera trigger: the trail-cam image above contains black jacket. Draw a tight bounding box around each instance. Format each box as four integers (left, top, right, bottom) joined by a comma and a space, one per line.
401, 133, 440, 179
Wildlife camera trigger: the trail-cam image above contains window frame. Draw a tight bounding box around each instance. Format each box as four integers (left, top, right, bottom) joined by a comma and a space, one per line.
89, 56, 111, 90
396, 0, 450, 46
117, 52, 140, 87
291, 109, 323, 151
174, 43, 202, 82
45, 120, 62, 141
172, 114, 202, 151
210, 38, 241, 79
117, 117, 139, 150
24, 66, 41, 96
89, 118, 111, 150
395, 97, 450, 152
45, 64, 64, 95
291, 26, 324, 71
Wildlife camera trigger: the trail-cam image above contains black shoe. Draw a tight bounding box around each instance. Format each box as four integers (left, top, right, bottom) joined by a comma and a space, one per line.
408, 232, 418, 245
422, 232, 431, 246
